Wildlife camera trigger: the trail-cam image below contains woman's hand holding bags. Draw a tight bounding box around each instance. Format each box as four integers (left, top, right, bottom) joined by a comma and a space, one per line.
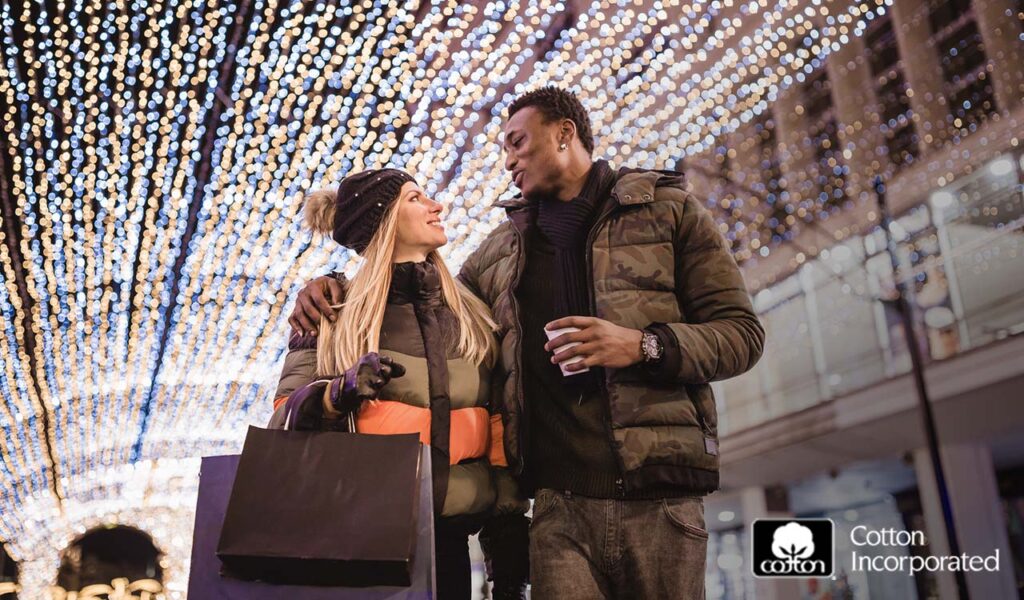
328, 352, 406, 414
282, 352, 406, 430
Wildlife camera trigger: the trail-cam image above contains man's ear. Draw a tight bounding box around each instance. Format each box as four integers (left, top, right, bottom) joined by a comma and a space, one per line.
559, 118, 577, 145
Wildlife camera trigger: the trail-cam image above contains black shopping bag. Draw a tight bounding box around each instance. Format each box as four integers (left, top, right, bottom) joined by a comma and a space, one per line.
188, 447, 436, 599
215, 426, 425, 588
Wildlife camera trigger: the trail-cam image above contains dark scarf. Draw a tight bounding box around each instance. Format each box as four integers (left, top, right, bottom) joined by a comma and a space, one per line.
536, 160, 617, 318
387, 261, 451, 516
388, 260, 443, 307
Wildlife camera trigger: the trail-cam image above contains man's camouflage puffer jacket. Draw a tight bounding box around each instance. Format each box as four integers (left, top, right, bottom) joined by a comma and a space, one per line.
457, 168, 765, 495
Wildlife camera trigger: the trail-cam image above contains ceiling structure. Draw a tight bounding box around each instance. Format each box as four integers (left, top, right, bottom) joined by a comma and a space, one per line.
1, 0, 927, 596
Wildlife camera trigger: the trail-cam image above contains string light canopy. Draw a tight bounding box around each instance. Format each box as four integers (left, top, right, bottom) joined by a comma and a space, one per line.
2, 0, 1020, 597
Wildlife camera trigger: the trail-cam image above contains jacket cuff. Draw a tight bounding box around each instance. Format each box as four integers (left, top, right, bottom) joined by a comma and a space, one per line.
282, 379, 330, 430
491, 467, 530, 516
288, 330, 318, 350
642, 323, 682, 382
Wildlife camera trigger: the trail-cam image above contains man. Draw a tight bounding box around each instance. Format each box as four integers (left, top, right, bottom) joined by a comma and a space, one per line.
288, 87, 765, 598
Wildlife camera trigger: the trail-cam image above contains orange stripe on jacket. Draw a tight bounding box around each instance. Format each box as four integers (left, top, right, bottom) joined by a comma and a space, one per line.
273, 395, 288, 411
356, 401, 490, 465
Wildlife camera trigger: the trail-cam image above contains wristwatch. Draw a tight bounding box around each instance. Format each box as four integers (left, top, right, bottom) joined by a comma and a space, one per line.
640, 330, 664, 364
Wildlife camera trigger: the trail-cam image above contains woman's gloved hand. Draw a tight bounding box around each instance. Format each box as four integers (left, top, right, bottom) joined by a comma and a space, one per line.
327, 352, 406, 414
281, 352, 405, 430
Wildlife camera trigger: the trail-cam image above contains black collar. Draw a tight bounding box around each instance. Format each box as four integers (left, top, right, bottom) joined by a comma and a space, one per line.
388, 261, 443, 306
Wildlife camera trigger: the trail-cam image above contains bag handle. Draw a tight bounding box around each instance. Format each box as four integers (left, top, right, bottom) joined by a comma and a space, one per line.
282, 378, 337, 431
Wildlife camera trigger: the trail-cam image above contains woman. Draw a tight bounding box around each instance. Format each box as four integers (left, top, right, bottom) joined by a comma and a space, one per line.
268, 169, 529, 600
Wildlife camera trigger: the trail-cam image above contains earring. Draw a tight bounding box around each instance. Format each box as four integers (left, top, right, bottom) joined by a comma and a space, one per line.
559, 143, 567, 151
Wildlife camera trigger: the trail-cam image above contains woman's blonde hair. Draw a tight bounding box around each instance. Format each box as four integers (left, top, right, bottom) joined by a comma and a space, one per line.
303, 186, 497, 375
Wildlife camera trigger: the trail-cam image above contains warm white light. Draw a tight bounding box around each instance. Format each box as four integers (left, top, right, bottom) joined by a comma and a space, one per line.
717, 553, 744, 570
988, 157, 1014, 177
931, 191, 955, 209
831, 245, 852, 261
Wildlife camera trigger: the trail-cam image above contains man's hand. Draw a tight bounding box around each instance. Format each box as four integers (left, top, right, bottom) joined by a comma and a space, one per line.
543, 316, 644, 371
289, 275, 345, 336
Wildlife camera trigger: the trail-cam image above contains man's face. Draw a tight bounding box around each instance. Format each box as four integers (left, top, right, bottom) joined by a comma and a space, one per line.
503, 106, 568, 201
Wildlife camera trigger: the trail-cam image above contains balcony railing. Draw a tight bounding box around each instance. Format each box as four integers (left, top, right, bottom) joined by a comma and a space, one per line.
717, 153, 1024, 435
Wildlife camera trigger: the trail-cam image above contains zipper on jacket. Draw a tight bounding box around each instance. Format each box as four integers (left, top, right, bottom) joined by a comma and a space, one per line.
685, 384, 717, 455
584, 193, 632, 495
691, 396, 710, 433
507, 217, 529, 478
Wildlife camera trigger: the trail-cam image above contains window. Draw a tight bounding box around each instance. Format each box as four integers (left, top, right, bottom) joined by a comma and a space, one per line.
802, 69, 848, 214
706, 141, 745, 253
715, 144, 732, 181
864, 14, 919, 168
753, 110, 790, 244
927, 0, 997, 132
755, 111, 784, 202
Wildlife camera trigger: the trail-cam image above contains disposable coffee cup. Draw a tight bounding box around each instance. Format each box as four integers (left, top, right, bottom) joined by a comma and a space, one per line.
545, 326, 590, 376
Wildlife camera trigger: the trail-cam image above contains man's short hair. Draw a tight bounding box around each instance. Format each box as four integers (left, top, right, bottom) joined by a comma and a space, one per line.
507, 86, 595, 154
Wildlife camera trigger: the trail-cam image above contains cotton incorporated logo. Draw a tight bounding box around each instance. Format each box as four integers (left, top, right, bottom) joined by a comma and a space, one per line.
752, 519, 835, 578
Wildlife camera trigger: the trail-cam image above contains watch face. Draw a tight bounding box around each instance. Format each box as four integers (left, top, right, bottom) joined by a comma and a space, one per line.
643, 333, 662, 360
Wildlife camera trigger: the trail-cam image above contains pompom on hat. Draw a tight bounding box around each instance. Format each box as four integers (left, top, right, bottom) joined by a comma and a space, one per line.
303, 168, 415, 254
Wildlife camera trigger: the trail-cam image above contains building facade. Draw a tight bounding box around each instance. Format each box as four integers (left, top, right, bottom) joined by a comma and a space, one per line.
695, 0, 1024, 597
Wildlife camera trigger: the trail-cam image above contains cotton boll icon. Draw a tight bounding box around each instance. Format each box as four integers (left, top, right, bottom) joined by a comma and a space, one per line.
772, 522, 816, 568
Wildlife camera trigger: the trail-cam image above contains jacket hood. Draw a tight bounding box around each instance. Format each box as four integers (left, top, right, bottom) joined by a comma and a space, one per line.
493, 166, 686, 211
612, 168, 686, 205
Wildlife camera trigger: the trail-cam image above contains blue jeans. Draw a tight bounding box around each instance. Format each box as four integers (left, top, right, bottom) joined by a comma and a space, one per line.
529, 489, 708, 599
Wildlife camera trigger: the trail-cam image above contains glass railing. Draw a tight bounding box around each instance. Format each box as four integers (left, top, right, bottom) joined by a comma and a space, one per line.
717, 152, 1024, 436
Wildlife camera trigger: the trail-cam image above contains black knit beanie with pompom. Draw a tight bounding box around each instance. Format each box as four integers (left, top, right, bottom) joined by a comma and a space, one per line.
332, 169, 414, 253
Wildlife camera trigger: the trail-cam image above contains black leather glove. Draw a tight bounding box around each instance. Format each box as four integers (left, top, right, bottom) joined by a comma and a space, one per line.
327, 352, 406, 414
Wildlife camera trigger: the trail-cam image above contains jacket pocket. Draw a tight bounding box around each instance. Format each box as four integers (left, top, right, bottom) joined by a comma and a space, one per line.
530, 489, 559, 521
684, 383, 716, 436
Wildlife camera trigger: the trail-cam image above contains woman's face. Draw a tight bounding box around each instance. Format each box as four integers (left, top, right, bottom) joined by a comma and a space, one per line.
394, 181, 447, 258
